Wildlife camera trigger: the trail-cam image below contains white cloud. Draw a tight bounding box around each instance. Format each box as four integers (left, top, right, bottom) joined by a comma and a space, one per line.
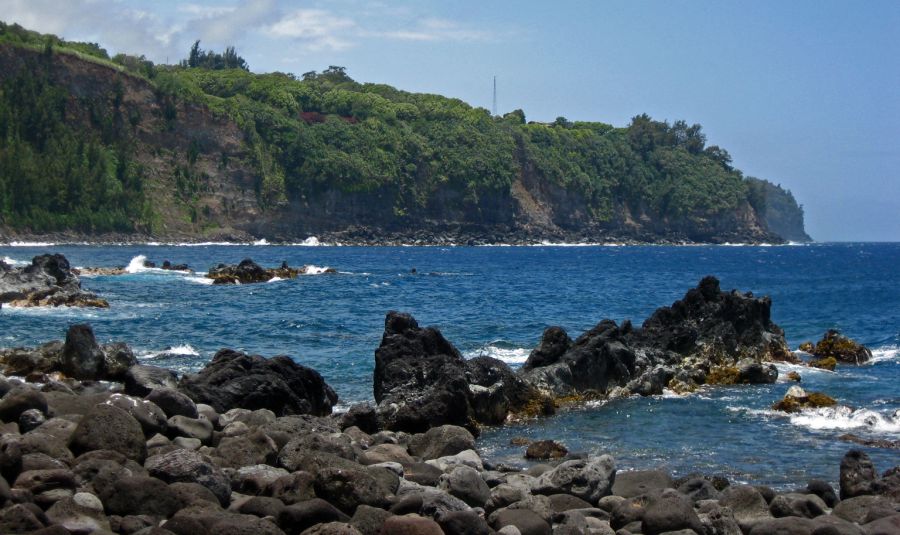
378, 18, 494, 43
266, 9, 356, 51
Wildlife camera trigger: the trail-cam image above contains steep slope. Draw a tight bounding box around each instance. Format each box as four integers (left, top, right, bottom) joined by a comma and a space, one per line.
0, 24, 810, 244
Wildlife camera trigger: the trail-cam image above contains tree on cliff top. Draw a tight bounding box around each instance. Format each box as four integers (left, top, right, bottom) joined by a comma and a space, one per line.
183, 40, 248, 71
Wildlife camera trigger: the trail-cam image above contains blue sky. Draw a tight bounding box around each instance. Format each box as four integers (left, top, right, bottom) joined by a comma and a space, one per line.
3, 0, 898, 241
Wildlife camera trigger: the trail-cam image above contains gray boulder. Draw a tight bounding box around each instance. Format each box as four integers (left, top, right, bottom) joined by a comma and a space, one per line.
145, 449, 230, 506
69, 403, 147, 462
532, 455, 616, 504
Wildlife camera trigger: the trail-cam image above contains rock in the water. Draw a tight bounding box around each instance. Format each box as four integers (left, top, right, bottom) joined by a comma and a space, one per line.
373, 312, 475, 433
522, 327, 572, 371
772, 387, 837, 413
809, 329, 872, 365
69, 403, 147, 462
524, 440, 568, 460
522, 276, 792, 400
145, 449, 231, 506
0, 254, 108, 308
206, 258, 305, 285
178, 349, 337, 416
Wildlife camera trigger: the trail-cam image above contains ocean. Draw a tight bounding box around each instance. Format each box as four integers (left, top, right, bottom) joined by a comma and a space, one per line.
2, 242, 898, 488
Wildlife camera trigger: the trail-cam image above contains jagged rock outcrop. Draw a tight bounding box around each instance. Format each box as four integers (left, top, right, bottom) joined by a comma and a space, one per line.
206, 258, 334, 284
373, 312, 542, 433
178, 349, 338, 416
522, 276, 788, 398
0, 254, 107, 307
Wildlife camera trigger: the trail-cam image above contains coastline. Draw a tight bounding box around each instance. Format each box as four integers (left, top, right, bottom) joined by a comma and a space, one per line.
0, 231, 808, 248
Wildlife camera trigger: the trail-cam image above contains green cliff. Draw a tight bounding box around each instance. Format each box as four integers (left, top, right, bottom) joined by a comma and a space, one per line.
0, 22, 810, 243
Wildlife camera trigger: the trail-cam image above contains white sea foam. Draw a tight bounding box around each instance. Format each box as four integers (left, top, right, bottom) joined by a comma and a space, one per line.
125, 255, 150, 273
870, 345, 899, 363
2, 256, 27, 266
252, 238, 269, 246
267, 276, 284, 283
139, 344, 200, 360
299, 236, 320, 246
464, 344, 531, 365
790, 406, 900, 434
6, 241, 55, 246
185, 276, 214, 285
303, 265, 332, 275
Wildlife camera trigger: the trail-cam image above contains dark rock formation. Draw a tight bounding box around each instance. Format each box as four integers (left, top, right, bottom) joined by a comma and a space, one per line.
206, 258, 333, 284
0, 254, 108, 307
804, 330, 872, 365
522, 276, 790, 399
373, 312, 539, 433
178, 349, 337, 416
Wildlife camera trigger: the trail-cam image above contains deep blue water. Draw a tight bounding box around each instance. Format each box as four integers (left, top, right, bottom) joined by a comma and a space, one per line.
2, 242, 898, 488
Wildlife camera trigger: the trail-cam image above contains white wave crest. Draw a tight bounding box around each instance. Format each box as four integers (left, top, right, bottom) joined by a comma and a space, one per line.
7, 241, 55, 246
303, 265, 331, 275
125, 255, 150, 273
252, 238, 269, 246
2, 256, 27, 266
870, 345, 899, 363
299, 236, 320, 246
139, 344, 200, 360
464, 344, 531, 365
267, 276, 284, 283
185, 276, 213, 285
790, 406, 900, 434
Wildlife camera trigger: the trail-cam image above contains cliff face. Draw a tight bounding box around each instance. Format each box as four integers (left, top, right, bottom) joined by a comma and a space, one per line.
754, 180, 812, 242
0, 43, 808, 244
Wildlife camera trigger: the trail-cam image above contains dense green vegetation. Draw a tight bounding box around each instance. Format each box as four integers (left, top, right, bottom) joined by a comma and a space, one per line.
0, 23, 147, 232
0, 22, 806, 238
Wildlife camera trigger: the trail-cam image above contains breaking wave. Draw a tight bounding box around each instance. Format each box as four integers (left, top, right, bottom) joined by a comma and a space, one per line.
464, 343, 531, 365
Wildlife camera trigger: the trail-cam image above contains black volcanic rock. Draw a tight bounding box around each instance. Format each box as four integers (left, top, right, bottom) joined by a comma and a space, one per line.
373, 312, 474, 433
0, 254, 107, 307
178, 349, 337, 416
522, 276, 791, 398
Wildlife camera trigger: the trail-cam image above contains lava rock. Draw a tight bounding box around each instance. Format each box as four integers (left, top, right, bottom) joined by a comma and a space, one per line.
147, 388, 199, 419
179, 349, 337, 416
124, 365, 179, 397
840, 449, 882, 499
69, 403, 147, 462
373, 312, 475, 433
408, 425, 476, 460
808, 329, 872, 364
104, 476, 180, 518
532, 455, 616, 504
524, 440, 568, 460
145, 449, 231, 506
0, 386, 48, 422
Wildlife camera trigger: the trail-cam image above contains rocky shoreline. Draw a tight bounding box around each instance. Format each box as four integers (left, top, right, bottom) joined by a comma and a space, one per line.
0, 224, 800, 247
0, 270, 895, 533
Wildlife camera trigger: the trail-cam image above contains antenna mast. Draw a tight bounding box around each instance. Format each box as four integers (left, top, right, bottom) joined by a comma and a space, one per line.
492, 75, 497, 116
